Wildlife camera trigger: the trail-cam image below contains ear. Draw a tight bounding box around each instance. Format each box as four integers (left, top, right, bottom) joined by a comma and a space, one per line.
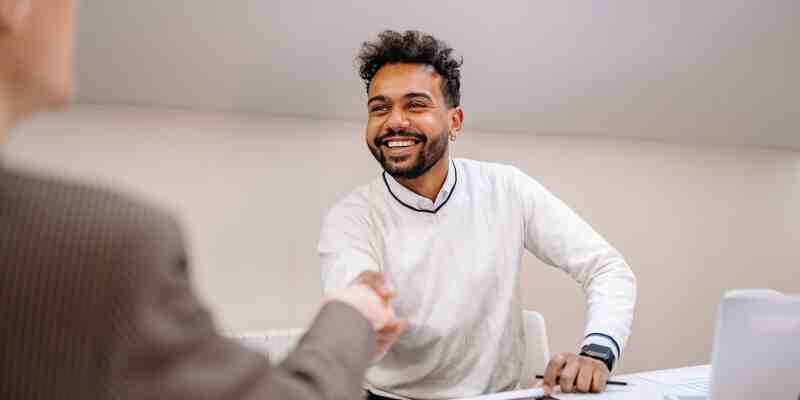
0, 0, 32, 34
448, 107, 464, 141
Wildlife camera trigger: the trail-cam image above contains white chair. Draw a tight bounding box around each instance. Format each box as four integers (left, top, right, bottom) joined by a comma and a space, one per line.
518, 310, 551, 387
235, 310, 551, 376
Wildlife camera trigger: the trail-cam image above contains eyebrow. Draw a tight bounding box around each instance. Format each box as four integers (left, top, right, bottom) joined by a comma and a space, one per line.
367, 95, 389, 105
403, 92, 434, 102
367, 92, 434, 106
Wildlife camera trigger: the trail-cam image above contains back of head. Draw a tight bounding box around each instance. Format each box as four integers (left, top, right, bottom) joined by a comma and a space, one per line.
0, 0, 77, 132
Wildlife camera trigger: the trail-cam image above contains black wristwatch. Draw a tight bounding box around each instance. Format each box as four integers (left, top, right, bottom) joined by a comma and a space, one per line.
580, 343, 616, 372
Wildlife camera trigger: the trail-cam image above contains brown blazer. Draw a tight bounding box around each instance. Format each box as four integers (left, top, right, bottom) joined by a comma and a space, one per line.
0, 167, 374, 400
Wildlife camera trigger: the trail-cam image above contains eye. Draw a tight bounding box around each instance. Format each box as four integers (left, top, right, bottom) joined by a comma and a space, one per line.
408, 101, 427, 110
370, 105, 389, 113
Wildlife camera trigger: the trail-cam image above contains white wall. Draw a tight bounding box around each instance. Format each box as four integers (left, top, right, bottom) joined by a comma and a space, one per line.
5, 104, 799, 373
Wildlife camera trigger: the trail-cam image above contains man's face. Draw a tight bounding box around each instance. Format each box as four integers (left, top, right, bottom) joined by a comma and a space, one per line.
365, 63, 456, 179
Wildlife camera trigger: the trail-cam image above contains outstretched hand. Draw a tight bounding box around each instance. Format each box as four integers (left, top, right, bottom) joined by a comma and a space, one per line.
328, 271, 407, 358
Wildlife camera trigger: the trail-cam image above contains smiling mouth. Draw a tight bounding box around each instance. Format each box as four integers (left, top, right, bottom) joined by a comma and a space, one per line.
381, 137, 423, 149
385, 140, 418, 148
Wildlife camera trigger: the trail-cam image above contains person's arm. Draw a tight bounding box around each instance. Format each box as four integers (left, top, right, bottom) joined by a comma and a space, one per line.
319, 196, 382, 294
275, 301, 377, 400
106, 213, 377, 400
513, 167, 636, 393
318, 199, 405, 360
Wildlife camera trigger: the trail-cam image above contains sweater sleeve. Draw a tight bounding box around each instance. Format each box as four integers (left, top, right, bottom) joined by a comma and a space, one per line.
514, 167, 636, 359
318, 195, 381, 295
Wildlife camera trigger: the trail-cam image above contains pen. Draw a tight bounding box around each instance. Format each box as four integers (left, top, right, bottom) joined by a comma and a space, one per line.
535, 375, 627, 386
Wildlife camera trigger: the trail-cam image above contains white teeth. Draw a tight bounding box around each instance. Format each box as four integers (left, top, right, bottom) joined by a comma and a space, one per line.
387, 140, 416, 148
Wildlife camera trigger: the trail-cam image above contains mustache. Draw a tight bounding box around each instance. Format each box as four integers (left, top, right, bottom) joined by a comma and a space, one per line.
375, 131, 426, 147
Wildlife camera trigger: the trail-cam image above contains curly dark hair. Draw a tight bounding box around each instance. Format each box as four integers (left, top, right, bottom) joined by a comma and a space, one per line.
357, 30, 463, 108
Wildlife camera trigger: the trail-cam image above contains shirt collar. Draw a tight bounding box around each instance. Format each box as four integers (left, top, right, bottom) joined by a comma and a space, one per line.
383, 159, 457, 213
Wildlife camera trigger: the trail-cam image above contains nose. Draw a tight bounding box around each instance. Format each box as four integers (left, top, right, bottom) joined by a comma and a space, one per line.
385, 108, 410, 132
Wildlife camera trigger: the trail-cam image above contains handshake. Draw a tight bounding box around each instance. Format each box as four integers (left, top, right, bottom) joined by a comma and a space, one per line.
327, 271, 407, 358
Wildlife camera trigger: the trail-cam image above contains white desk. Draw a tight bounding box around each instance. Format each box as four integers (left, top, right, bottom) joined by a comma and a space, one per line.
554, 365, 710, 400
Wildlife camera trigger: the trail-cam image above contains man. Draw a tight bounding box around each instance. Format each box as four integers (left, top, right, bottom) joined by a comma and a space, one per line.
0, 1, 404, 399
319, 30, 637, 399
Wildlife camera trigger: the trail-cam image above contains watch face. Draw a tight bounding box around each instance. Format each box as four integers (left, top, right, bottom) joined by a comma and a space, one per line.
585, 349, 609, 360
582, 344, 612, 359
581, 343, 615, 371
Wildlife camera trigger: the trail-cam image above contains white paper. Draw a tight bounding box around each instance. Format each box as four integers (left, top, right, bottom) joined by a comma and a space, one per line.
455, 387, 545, 400
554, 384, 666, 400
630, 365, 710, 386
628, 365, 710, 396
616, 365, 710, 397
553, 366, 710, 400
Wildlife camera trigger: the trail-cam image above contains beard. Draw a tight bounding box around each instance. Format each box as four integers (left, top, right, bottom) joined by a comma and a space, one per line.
369, 129, 449, 179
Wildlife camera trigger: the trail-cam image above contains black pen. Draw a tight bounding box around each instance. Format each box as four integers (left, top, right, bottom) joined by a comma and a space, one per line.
535, 375, 627, 386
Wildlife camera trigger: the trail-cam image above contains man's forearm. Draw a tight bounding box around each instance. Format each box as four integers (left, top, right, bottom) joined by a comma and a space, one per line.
582, 258, 637, 360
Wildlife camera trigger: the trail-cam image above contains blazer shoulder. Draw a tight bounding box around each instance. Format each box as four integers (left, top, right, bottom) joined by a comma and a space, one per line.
1, 168, 181, 241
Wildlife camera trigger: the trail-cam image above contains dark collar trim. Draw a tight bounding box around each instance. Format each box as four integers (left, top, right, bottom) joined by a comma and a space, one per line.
382, 160, 458, 215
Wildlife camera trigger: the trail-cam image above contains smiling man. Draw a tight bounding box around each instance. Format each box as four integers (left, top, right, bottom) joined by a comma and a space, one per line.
318, 30, 637, 399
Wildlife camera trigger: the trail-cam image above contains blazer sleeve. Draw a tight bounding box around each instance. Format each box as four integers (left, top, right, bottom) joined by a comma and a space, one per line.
105, 211, 375, 400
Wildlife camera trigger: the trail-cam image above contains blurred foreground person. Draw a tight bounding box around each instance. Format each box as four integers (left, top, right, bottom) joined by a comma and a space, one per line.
0, 1, 405, 399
